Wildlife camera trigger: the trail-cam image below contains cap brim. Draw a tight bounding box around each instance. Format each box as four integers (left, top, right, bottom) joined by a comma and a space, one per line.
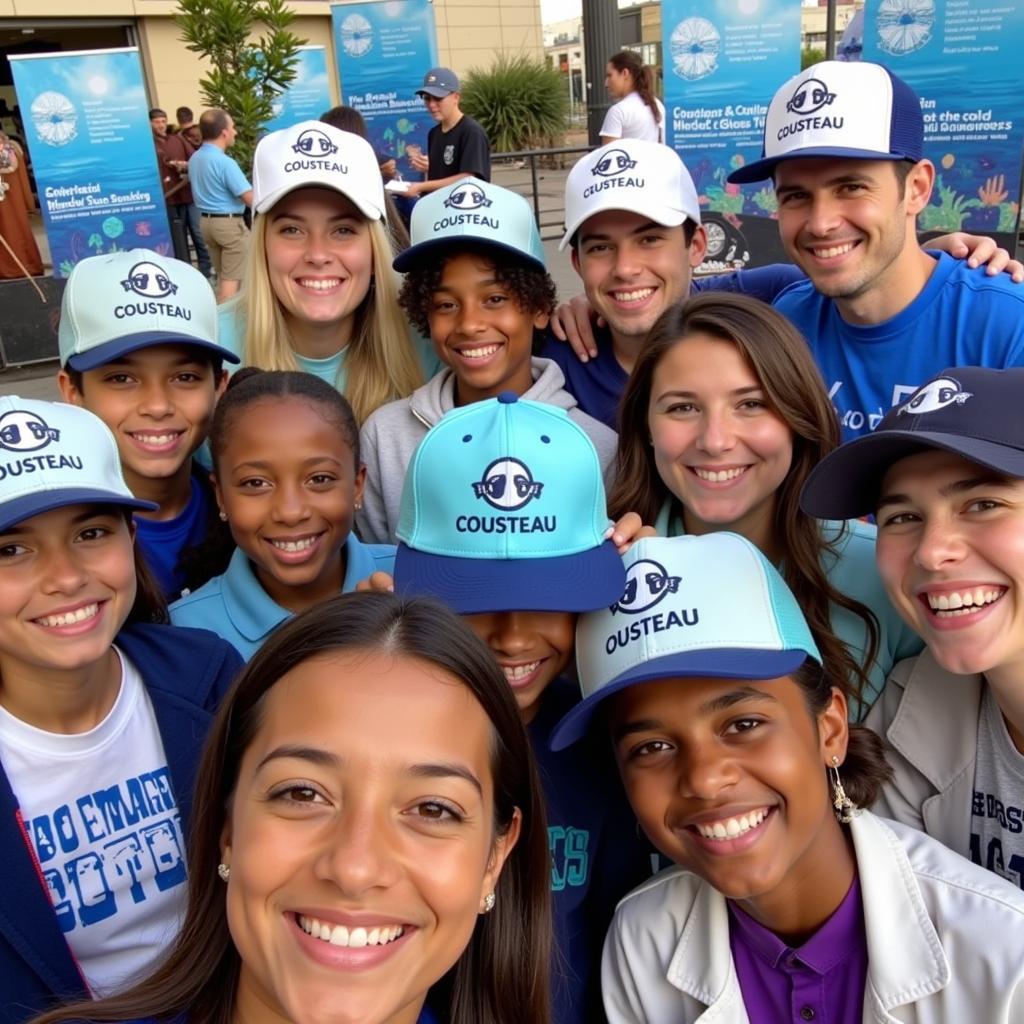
800, 430, 1024, 520
254, 181, 384, 220
65, 333, 240, 371
393, 236, 545, 274
0, 487, 158, 533
559, 205, 689, 251
727, 147, 908, 184
416, 87, 451, 98
550, 648, 808, 751
393, 539, 626, 614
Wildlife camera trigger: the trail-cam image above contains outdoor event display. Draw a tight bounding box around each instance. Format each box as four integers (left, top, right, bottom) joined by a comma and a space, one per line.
264, 45, 333, 134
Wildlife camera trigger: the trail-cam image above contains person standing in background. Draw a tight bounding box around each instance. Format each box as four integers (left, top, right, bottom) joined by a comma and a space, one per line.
0, 129, 43, 279
600, 50, 665, 144
163, 108, 212, 278
175, 106, 202, 148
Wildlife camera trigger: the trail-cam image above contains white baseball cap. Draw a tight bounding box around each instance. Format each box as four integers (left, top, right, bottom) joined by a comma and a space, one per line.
560, 139, 701, 250
252, 120, 386, 219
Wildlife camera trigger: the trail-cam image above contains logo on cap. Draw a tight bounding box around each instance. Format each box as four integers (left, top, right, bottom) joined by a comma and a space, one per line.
591, 148, 638, 178
120, 261, 178, 299
0, 410, 61, 452
472, 458, 544, 511
292, 129, 338, 158
785, 77, 836, 115
613, 559, 682, 615
444, 181, 492, 210
898, 376, 973, 416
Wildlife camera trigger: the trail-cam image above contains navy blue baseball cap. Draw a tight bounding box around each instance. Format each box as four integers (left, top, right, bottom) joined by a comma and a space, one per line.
801, 367, 1024, 520
417, 68, 459, 99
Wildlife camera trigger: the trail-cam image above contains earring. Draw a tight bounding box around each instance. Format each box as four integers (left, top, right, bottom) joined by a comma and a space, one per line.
218, 510, 228, 522
217, 863, 231, 881
481, 892, 496, 913
829, 755, 859, 824
355, 501, 363, 511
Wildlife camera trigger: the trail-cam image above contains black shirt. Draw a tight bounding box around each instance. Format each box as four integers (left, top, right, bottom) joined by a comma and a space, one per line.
427, 114, 491, 181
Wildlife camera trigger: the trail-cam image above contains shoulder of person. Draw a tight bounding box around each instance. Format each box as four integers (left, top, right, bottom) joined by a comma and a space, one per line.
941, 250, 1024, 305
169, 573, 227, 618
768, 274, 818, 311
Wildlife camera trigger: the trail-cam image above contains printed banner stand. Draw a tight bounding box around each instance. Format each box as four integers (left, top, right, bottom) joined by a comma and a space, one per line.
9, 47, 171, 278
661, 0, 802, 270
265, 45, 334, 133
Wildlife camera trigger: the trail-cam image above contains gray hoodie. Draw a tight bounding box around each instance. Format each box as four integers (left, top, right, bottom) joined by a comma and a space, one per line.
356, 357, 618, 544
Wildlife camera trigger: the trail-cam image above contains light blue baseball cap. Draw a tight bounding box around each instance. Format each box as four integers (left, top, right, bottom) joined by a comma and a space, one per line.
0, 397, 156, 532
394, 392, 625, 614
550, 533, 821, 750
59, 249, 239, 371
393, 178, 547, 273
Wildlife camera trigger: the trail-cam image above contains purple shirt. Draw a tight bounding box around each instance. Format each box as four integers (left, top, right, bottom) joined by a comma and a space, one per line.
728, 876, 868, 1024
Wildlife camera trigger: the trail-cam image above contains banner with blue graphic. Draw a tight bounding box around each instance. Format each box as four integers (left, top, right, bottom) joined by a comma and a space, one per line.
8, 48, 171, 278
265, 45, 334, 133
331, 0, 438, 180
863, 0, 1024, 247
661, 0, 802, 269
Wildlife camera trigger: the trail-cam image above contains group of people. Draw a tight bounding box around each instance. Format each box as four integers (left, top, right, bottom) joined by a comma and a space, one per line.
4, 56, 1024, 1024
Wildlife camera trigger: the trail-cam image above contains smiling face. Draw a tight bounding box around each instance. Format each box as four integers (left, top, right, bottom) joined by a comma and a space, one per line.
429, 253, 549, 407
222, 649, 518, 1024
214, 397, 365, 614
572, 211, 706, 349
648, 334, 793, 552
875, 448, 1024, 681
265, 188, 375, 350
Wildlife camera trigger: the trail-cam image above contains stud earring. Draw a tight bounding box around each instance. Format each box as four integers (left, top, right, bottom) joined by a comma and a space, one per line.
482, 892, 496, 913
829, 755, 859, 824
217, 863, 231, 881
218, 510, 228, 521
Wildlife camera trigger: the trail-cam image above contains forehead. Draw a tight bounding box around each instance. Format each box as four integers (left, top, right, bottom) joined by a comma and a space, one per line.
609, 674, 790, 726
880, 448, 1006, 494
773, 156, 897, 189
578, 209, 682, 243
270, 187, 362, 219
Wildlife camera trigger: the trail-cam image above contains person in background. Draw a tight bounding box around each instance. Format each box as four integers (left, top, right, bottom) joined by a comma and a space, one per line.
163, 106, 212, 278
175, 106, 202, 149
0, 129, 43, 280
600, 50, 665, 144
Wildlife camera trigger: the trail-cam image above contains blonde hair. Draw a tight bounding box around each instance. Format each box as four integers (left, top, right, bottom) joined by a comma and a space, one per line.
239, 212, 423, 425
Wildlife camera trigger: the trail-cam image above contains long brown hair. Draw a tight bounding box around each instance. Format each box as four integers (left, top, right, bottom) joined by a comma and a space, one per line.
609, 292, 880, 707
608, 50, 662, 126
33, 593, 551, 1024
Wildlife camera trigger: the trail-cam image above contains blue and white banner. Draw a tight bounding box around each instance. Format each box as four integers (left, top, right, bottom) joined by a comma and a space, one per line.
863, 0, 1024, 244
331, 0, 438, 179
9, 48, 171, 278
265, 45, 334, 133
661, 0, 802, 269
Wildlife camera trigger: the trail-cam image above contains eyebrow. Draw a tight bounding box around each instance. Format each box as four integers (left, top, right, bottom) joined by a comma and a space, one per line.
579, 220, 665, 246
613, 687, 776, 742
408, 762, 483, 798
257, 744, 340, 772
0, 506, 120, 538
877, 474, 1016, 510
654, 385, 764, 402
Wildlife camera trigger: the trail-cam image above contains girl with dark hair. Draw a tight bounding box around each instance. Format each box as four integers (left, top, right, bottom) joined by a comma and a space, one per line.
170, 369, 395, 659
551, 534, 1024, 1024
0, 399, 243, 1024
33, 591, 553, 1024
600, 50, 665, 144
610, 292, 920, 714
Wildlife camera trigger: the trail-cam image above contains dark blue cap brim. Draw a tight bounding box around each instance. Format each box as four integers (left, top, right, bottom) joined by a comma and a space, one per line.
65, 332, 240, 371
394, 539, 626, 615
393, 236, 546, 274
727, 147, 912, 184
416, 88, 452, 99
549, 647, 809, 751
0, 488, 158, 533
801, 429, 1024, 520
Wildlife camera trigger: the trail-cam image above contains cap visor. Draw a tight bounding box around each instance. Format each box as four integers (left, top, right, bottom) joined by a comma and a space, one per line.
393, 237, 545, 274
66, 333, 239, 371
559, 205, 688, 251
394, 539, 626, 614
254, 182, 384, 220
727, 147, 908, 184
0, 488, 158, 533
416, 87, 451, 98
801, 430, 1024, 520
550, 647, 808, 751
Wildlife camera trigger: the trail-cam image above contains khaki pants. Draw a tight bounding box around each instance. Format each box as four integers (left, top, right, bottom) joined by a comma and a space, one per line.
200, 215, 249, 283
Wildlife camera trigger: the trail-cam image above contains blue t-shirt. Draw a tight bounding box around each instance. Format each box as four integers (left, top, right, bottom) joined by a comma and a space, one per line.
773, 252, 1024, 441
134, 468, 213, 599
541, 264, 804, 429
187, 143, 251, 213
529, 678, 655, 1024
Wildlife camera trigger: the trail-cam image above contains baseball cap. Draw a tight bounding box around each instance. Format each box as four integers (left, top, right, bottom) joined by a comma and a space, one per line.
801, 367, 1024, 520
0, 397, 156, 532
728, 60, 924, 184
394, 392, 625, 614
252, 120, 385, 219
550, 534, 821, 750
393, 178, 546, 273
417, 67, 459, 99
560, 139, 701, 250
58, 249, 237, 372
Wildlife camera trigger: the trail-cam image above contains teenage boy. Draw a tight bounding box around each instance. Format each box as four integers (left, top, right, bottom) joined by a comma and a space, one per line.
57, 248, 239, 598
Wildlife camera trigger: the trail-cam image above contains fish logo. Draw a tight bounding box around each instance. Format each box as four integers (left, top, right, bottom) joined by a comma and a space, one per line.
0, 410, 61, 452
292, 129, 338, 158
444, 181, 492, 210
613, 559, 682, 615
898, 376, 972, 416
785, 77, 836, 115
591, 147, 637, 177
472, 458, 543, 511
120, 261, 178, 299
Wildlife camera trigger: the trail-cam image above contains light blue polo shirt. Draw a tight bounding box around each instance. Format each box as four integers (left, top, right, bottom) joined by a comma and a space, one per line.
188, 143, 251, 214
169, 535, 396, 659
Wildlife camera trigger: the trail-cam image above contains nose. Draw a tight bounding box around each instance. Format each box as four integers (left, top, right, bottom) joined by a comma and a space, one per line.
612, 241, 642, 279
314, 800, 401, 897
696, 407, 736, 457
137, 379, 174, 418
913, 515, 966, 572
455, 299, 487, 337
39, 544, 88, 596
303, 228, 333, 266
487, 612, 534, 657
677, 741, 740, 802
271, 480, 311, 526
803, 192, 843, 238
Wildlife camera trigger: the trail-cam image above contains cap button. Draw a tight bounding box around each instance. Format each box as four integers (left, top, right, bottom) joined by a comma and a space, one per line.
497, 391, 519, 405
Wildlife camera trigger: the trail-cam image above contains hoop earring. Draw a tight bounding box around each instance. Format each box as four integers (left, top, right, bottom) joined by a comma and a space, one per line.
829, 755, 859, 824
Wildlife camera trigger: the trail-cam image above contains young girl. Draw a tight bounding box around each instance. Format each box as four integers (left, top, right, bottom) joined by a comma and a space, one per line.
357, 176, 616, 545
610, 292, 920, 714
552, 533, 1024, 1023
170, 370, 394, 659
801, 366, 1024, 886
0, 398, 243, 1023
33, 592, 552, 1024
219, 120, 440, 424
600, 50, 665, 144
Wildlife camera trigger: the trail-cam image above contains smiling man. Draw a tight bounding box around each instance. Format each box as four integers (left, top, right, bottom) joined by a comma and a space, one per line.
729, 60, 1024, 440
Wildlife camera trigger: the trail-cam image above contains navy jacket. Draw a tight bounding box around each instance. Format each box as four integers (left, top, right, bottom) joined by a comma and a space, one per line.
0, 623, 243, 1024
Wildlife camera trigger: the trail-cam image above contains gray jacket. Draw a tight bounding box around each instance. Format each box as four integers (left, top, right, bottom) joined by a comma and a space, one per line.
356, 357, 618, 544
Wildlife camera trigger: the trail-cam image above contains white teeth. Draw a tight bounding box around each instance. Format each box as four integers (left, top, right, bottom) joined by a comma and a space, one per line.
132, 433, 179, 446
926, 588, 1004, 616
502, 661, 541, 683
812, 242, 856, 259
299, 915, 405, 948
270, 536, 318, 553
459, 343, 501, 359
299, 278, 341, 290
35, 603, 99, 628
611, 287, 654, 302
695, 807, 768, 841
694, 466, 747, 483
